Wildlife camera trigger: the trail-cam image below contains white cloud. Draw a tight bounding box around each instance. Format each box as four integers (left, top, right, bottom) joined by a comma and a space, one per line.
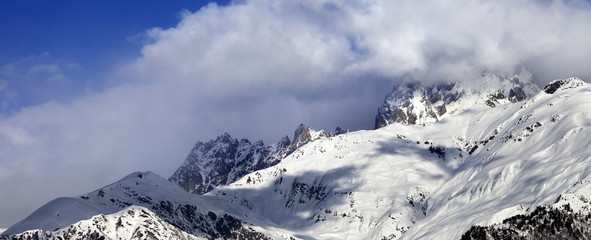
1, 0, 590, 228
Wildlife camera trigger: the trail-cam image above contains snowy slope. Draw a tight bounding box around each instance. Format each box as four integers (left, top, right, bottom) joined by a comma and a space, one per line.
204, 77, 591, 239
3, 171, 271, 239
4, 206, 203, 240
401, 77, 591, 239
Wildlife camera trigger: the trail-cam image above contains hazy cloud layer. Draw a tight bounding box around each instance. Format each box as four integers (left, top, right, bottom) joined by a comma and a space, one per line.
1, 0, 590, 227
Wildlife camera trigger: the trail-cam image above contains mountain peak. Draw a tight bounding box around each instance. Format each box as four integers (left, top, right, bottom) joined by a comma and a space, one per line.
4, 169, 272, 239
375, 69, 540, 128
169, 123, 347, 195
119, 171, 155, 181
293, 123, 309, 140
216, 132, 234, 143
291, 124, 321, 150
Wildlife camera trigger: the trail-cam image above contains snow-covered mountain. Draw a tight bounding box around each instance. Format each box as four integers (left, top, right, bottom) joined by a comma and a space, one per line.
4, 206, 202, 240
205, 77, 591, 239
2, 171, 271, 239
169, 124, 348, 195
3, 76, 591, 240
375, 69, 540, 128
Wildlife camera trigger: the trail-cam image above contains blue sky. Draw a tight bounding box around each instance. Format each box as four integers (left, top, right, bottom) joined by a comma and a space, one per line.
0, 0, 228, 114
0, 0, 590, 229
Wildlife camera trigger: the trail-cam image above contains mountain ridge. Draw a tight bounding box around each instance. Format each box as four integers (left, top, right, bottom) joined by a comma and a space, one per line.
2, 171, 272, 239
169, 124, 348, 195
3, 76, 591, 240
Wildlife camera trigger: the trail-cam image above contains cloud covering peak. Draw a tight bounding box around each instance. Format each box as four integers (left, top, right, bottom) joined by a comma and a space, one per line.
131, 0, 590, 85
1, 0, 590, 227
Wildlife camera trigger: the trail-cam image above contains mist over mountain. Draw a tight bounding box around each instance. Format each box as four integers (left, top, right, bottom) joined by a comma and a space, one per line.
1, 0, 590, 238
3, 75, 591, 240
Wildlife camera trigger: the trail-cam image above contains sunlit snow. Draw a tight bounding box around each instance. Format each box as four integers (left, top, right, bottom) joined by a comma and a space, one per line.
3, 78, 591, 239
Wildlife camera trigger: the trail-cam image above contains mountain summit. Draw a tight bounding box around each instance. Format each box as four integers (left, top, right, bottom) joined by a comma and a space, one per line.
169, 124, 348, 195
375, 69, 540, 128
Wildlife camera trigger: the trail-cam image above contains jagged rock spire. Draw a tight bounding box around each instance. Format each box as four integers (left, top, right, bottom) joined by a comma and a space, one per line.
169, 123, 348, 195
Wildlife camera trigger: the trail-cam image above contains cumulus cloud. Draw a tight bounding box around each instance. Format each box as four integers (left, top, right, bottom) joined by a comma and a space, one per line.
1, 0, 590, 227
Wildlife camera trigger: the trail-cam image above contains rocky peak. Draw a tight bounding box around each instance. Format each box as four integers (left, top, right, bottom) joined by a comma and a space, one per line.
217, 132, 234, 142
289, 124, 326, 152
375, 82, 455, 128
375, 69, 541, 129
169, 132, 261, 194
334, 126, 350, 135
293, 124, 312, 145
275, 135, 291, 149
170, 124, 348, 195
543, 77, 586, 94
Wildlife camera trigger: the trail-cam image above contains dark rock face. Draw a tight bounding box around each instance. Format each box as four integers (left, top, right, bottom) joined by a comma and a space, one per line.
289, 124, 316, 153
461, 205, 591, 240
435, 103, 447, 116
334, 126, 350, 135
544, 77, 585, 94
169, 133, 288, 195
509, 87, 526, 102
170, 124, 348, 195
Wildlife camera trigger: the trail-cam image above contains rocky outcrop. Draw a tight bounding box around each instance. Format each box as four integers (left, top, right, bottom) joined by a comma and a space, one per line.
168, 133, 287, 195
543, 77, 585, 94
375, 83, 444, 128
461, 204, 591, 240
